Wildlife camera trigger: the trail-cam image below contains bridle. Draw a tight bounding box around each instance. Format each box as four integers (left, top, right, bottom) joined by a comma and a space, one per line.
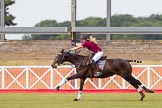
57, 52, 66, 65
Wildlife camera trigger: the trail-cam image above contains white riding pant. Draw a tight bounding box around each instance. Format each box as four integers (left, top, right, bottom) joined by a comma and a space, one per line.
92, 51, 103, 62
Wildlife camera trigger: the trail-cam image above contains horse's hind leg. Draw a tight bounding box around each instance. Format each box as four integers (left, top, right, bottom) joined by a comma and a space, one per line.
123, 75, 145, 101
130, 76, 154, 93
131, 77, 154, 100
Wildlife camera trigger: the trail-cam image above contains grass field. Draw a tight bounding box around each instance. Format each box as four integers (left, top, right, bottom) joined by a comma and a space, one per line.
0, 93, 162, 108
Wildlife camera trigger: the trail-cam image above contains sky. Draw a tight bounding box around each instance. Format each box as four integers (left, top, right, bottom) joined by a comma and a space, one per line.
5, 0, 162, 40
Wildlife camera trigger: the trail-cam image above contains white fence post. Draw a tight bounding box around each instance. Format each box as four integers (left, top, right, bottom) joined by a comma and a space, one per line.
147, 66, 151, 88
26, 66, 29, 89
122, 78, 126, 89
50, 67, 54, 89
1, 66, 5, 89
98, 78, 102, 89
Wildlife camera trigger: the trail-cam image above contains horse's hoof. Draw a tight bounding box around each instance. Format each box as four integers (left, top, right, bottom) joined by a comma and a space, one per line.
55, 86, 60, 90
142, 87, 154, 93
140, 95, 145, 101
148, 90, 154, 93
73, 99, 80, 101
148, 89, 154, 93
139, 91, 145, 101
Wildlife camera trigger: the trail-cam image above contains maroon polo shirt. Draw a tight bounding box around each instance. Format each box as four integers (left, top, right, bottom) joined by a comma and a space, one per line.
82, 40, 102, 53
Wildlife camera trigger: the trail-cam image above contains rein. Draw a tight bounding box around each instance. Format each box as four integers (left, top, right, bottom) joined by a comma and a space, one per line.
75, 58, 84, 69
58, 52, 66, 65
57, 52, 89, 68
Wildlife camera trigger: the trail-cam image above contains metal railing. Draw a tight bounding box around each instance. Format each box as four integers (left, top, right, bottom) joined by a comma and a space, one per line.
1, 27, 162, 34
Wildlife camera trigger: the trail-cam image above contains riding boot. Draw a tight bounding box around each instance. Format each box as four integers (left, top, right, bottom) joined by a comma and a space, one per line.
88, 59, 96, 77
89, 59, 102, 77
90, 59, 96, 69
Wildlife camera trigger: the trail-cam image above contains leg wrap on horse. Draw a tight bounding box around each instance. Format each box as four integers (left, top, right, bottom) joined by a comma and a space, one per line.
58, 79, 68, 87
137, 86, 142, 92
76, 91, 82, 100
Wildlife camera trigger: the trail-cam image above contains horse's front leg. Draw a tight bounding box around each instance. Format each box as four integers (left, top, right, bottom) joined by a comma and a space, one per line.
55, 78, 68, 90
55, 71, 85, 90
74, 78, 86, 101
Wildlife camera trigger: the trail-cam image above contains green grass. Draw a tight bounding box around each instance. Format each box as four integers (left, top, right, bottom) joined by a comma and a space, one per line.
0, 93, 162, 108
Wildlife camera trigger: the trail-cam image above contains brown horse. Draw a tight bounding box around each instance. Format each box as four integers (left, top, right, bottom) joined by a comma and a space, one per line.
51, 49, 154, 101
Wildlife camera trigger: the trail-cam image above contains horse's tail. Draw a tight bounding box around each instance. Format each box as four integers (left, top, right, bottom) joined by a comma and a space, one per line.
126, 59, 142, 63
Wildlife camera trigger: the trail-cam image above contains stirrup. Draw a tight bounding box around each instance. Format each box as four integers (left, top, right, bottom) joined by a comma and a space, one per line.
94, 72, 102, 77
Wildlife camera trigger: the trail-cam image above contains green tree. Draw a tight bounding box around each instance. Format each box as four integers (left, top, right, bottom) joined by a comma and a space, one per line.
31, 20, 71, 40
111, 14, 137, 27
77, 17, 106, 27
5, 0, 17, 26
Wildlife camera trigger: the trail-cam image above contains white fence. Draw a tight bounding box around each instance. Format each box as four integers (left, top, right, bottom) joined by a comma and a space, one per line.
0, 65, 162, 90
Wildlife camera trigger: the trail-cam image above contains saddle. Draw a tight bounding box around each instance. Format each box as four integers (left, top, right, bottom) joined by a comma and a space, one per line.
88, 54, 107, 77
98, 56, 107, 61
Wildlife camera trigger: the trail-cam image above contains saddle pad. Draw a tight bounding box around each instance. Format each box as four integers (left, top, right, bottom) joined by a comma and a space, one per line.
97, 60, 106, 70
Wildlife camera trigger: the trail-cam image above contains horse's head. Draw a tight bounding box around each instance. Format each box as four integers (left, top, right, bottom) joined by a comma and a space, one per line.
51, 49, 83, 68
51, 49, 68, 68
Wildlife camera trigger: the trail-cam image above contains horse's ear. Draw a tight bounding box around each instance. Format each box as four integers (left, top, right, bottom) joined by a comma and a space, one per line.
61, 49, 64, 53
